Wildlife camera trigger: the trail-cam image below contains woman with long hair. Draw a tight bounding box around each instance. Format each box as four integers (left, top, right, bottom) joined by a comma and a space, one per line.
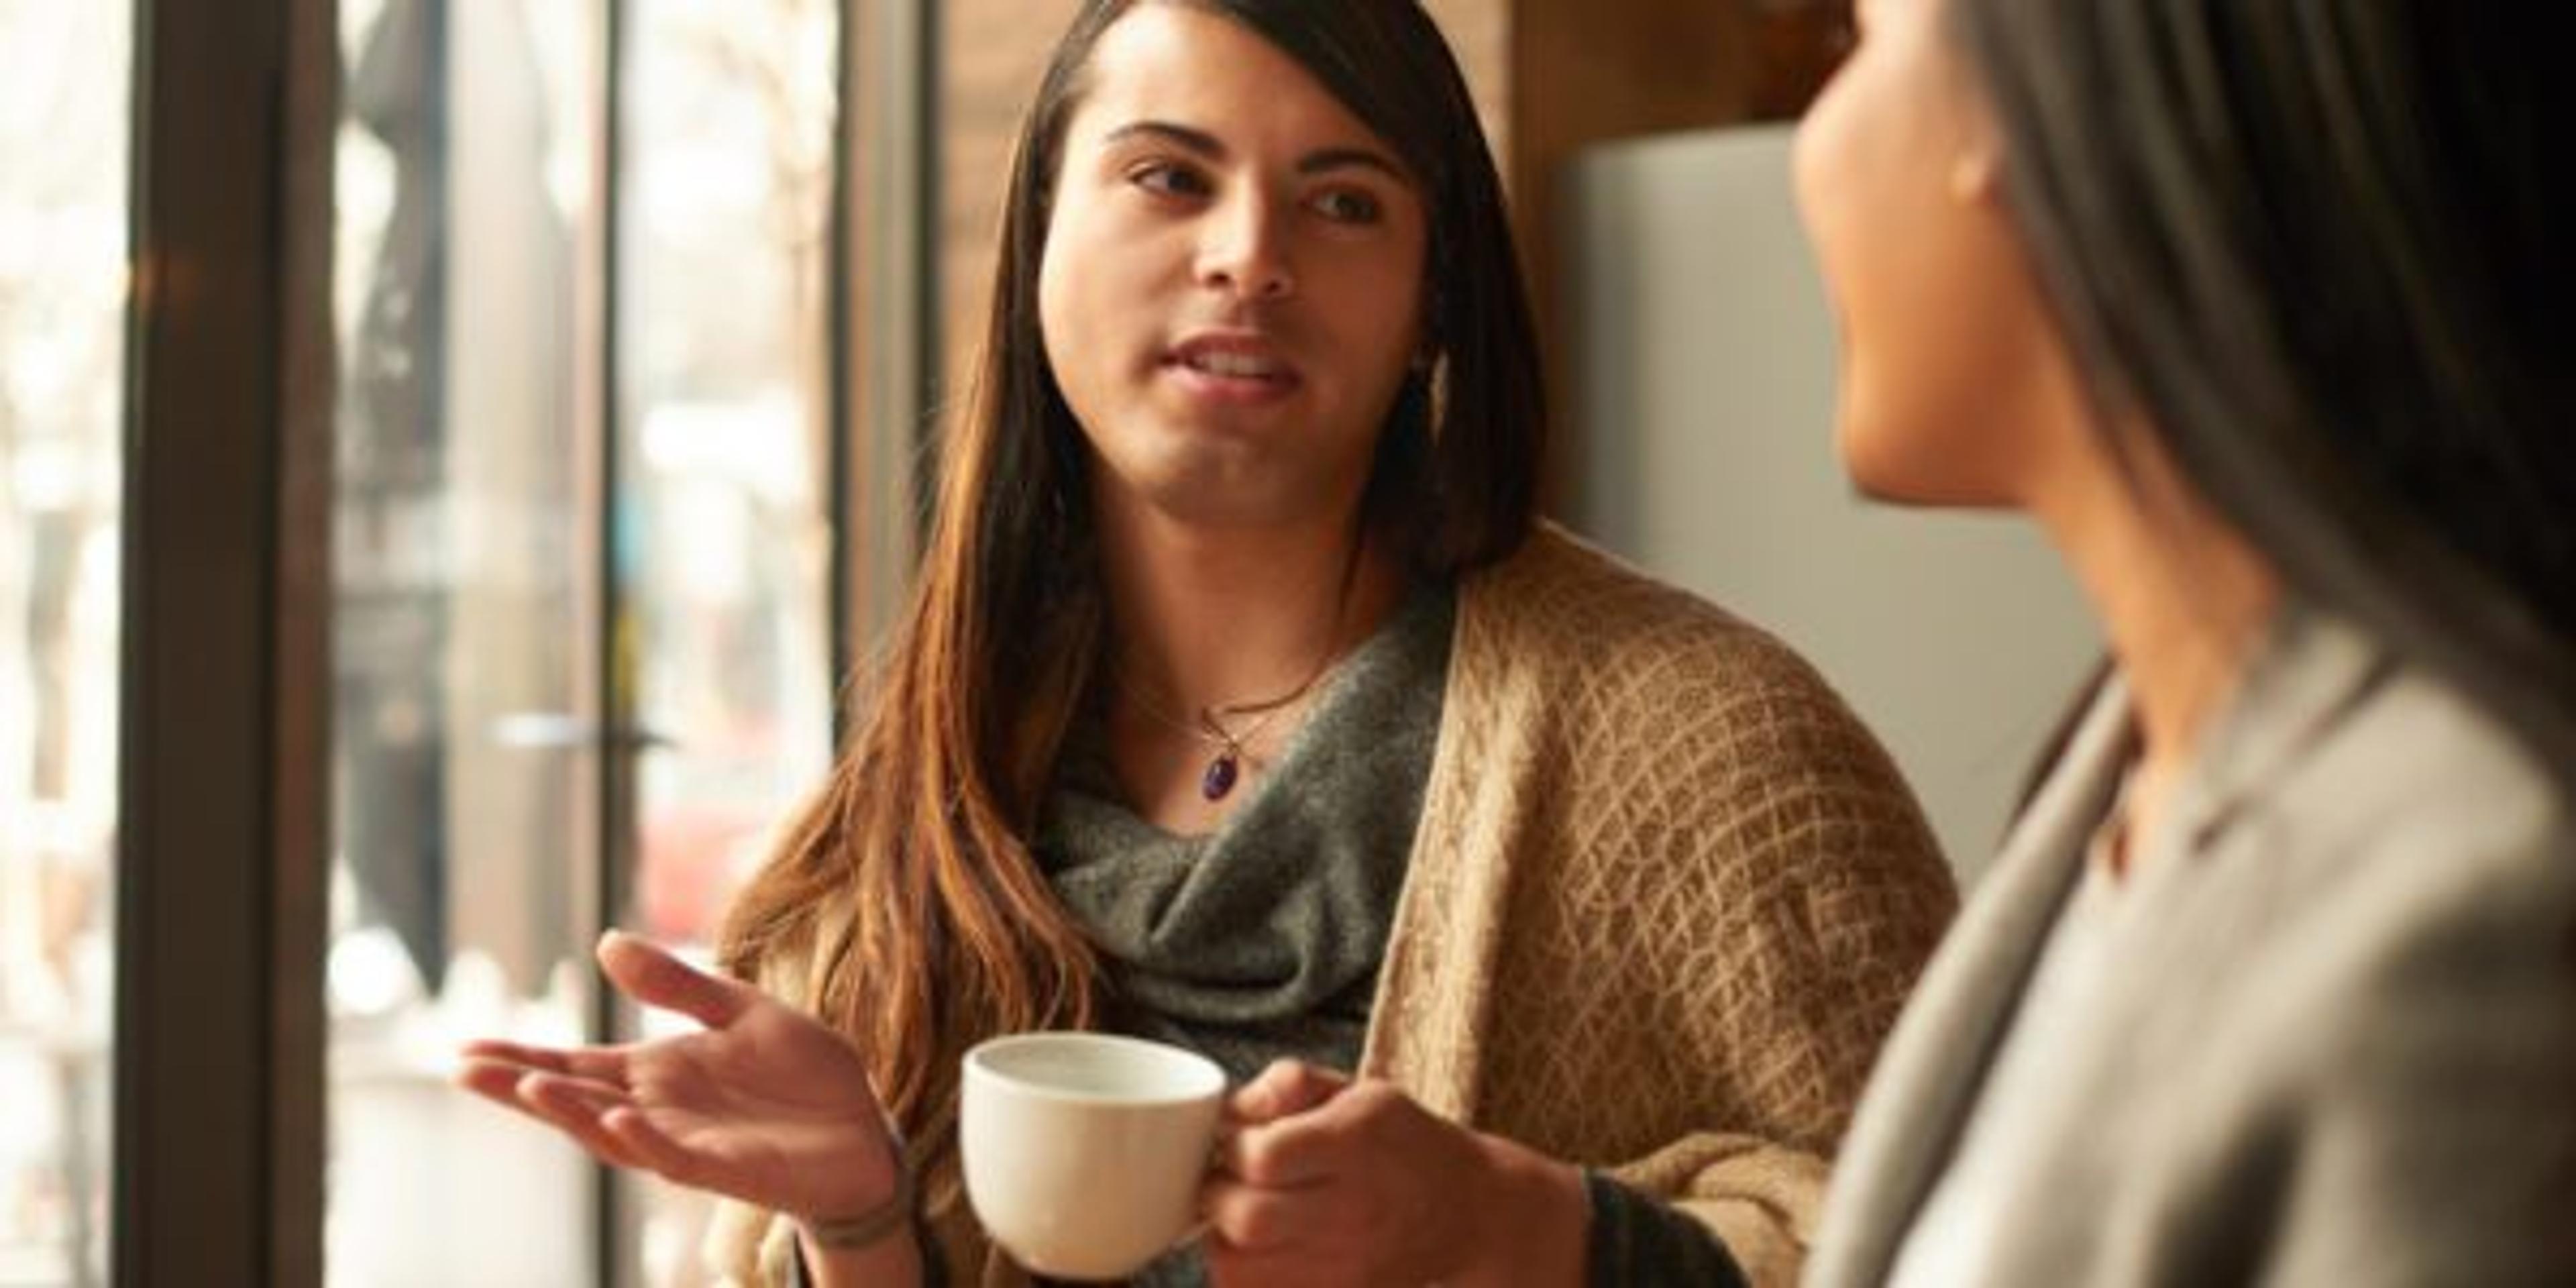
1770, 0, 2576, 1282
460, 2, 1953, 1285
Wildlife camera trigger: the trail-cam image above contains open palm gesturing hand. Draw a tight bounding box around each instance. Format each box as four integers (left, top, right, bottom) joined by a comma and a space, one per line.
455, 931, 902, 1224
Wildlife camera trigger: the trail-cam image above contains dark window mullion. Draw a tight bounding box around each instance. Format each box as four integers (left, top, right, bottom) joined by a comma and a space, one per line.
844, 0, 940, 659
115, 0, 336, 1285
594, 0, 635, 1282
826, 0, 858, 725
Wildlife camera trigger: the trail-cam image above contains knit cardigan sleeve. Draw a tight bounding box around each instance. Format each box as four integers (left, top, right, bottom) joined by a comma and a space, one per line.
1360, 525, 1957, 1288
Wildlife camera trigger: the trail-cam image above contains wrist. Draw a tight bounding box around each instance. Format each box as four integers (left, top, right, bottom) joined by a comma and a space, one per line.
1453, 1132, 1589, 1288
796, 1161, 914, 1251
795, 1130, 917, 1254
797, 1222, 924, 1288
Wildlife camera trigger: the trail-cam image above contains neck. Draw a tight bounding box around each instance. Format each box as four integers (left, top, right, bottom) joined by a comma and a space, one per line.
1094, 494, 1405, 717
2030, 433, 2282, 793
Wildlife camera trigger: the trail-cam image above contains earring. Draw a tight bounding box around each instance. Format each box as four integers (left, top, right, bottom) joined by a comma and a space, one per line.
1948, 149, 2000, 203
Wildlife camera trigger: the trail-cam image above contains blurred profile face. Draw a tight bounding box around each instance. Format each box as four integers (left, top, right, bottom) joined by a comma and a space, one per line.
1038, 3, 1430, 532
1791, 0, 2074, 506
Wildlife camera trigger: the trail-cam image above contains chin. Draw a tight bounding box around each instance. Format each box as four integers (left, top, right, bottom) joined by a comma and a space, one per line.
1102, 452, 1277, 529
1835, 413, 2012, 510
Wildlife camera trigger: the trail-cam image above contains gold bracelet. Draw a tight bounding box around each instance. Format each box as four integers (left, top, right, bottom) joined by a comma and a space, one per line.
798, 1155, 918, 1252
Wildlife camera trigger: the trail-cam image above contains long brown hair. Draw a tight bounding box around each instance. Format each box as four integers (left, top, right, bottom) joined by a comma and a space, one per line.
716, 0, 1544, 1197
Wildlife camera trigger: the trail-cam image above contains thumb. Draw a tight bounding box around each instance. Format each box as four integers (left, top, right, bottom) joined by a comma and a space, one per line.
596, 930, 757, 1030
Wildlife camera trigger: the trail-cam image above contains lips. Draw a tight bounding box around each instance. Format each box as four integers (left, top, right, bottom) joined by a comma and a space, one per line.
1181, 349, 1287, 379
1165, 333, 1301, 390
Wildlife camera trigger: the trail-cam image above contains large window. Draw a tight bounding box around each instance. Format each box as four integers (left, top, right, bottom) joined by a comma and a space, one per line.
0, 2, 132, 1283
325, 0, 605, 1281
12, 0, 928, 1279
324, 0, 843, 1283
616, 6, 844, 1271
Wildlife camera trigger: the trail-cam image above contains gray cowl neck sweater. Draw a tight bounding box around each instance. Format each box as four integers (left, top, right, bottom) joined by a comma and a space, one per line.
1037, 581, 1456, 1085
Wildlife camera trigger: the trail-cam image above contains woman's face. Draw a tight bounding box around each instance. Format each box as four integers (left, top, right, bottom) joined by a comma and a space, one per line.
1792, 0, 2073, 506
1038, 3, 1430, 532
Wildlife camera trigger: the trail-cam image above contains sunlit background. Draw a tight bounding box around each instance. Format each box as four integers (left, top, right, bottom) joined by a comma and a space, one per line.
1, 1, 130, 1281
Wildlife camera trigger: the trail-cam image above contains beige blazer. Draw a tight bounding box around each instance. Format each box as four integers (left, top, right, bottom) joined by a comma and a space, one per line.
1807, 607, 2576, 1287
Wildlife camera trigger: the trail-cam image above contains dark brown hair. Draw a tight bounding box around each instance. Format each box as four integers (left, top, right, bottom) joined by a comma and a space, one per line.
716, 0, 1544, 1199
1961, 1, 2575, 782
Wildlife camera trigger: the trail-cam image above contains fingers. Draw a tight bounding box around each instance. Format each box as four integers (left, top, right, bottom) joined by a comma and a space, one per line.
1224, 1110, 1352, 1189
596, 930, 758, 1031
1228, 1059, 1349, 1125
1201, 1175, 1323, 1254
457, 1038, 630, 1089
453, 1059, 649, 1172
1225, 1122, 1332, 1189
453, 1055, 533, 1108
1203, 1238, 1334, 1288
1218, 1063, 1354, 1187
597, 1104, 720, 1191
519, 1068, 629, 1120
1224, 1077, 1419, 1188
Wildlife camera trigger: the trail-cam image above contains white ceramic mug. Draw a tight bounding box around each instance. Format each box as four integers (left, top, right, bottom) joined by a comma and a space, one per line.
959, 1032, 1228, 1281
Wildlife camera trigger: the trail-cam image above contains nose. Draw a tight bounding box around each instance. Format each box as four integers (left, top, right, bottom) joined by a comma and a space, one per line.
1195, 189, 1295, 302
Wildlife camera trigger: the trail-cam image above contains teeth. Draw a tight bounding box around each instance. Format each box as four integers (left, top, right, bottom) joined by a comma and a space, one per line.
1187, 352, 1278, 379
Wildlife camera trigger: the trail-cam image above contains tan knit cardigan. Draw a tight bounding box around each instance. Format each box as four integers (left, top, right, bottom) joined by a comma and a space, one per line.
723, 524, 1956, 1285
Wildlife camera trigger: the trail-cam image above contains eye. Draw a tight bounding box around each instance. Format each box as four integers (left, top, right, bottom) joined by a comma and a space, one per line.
1308, 187, 1385, 225
1128, 160, 1212, 199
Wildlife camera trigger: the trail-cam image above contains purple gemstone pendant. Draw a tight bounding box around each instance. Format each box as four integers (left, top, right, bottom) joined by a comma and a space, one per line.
1200, 753, 1240, 801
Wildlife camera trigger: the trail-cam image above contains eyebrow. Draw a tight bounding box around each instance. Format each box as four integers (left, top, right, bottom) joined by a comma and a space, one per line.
1099, 120, 1410, 183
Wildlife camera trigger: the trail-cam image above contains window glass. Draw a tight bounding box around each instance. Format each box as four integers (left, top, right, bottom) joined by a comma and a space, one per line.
0, 2, 133, 1281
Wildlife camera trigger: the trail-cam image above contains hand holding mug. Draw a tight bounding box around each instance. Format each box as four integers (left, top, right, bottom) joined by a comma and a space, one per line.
455, 930, 904, 1228
1201, 1060, 1589, 1288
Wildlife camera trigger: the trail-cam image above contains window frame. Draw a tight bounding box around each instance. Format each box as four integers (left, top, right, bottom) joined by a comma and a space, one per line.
113, 0, 337, 1283
109, 0, 941, 1283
